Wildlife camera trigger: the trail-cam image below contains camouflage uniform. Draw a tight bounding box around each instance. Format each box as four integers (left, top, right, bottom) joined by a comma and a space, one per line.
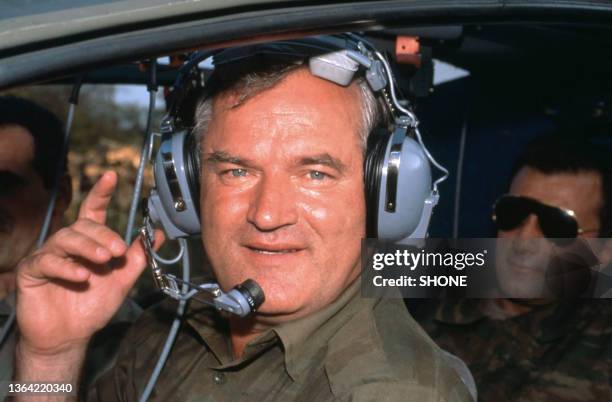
87, 280, 472, 402
412, 299, 612, 402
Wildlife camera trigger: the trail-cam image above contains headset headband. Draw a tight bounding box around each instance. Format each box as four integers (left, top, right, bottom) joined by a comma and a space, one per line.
162, 34, 394, 134
149, 33, 447, 242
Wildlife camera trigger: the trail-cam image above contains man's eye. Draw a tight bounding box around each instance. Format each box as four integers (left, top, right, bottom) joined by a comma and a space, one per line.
217, 167, 255, 185
308, 171, 328, 180
225, 168, 247, 177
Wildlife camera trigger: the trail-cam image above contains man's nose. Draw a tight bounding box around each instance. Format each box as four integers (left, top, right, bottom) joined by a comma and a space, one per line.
516, 214, 544, 238
511, 214, 545, 255
247, 174, 298, 231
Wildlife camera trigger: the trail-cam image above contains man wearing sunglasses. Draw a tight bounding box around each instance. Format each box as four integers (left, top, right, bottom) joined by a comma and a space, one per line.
414, 134, 612, 402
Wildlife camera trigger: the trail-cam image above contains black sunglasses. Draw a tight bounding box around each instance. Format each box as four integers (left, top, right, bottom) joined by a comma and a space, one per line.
492, 195, 598, 239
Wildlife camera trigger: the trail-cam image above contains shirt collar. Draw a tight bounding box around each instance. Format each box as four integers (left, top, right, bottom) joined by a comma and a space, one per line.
183, 301, 232, 365
184, 277, 365, 380
274, 278, 364, 382
185, 304, 281, 369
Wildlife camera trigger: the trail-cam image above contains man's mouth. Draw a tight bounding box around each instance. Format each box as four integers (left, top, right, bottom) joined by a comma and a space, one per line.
248, 248, 300, 254
506, 255, 545, 273
244, 243, 305, 255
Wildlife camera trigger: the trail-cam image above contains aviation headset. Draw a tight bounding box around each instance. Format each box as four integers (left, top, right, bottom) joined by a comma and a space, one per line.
147, 34, 444, 243
138, 37, 447, 401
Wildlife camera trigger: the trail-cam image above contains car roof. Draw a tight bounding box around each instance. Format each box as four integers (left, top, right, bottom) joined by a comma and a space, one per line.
2, 0, 612, 90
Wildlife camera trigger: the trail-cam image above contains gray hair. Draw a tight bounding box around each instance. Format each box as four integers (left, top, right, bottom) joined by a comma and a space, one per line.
193, 63, 382, 153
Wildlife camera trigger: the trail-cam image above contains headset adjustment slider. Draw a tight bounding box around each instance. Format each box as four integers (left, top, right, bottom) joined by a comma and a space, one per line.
140, 216, 172, 291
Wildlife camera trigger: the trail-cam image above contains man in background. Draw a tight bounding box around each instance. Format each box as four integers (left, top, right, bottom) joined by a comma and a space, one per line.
0, 95, 72, 296
414, 134, 612, 401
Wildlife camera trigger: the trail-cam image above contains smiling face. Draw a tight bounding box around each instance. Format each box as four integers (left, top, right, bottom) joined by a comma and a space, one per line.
199, 68, 366, 322
495, 166, 603, 297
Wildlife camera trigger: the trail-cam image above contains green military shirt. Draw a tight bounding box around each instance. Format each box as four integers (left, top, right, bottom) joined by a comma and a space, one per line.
88, 280, 472, 401
413, 299, 612, 402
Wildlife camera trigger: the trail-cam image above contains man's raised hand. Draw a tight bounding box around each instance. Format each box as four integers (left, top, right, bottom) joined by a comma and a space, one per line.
16, 171, 163, 356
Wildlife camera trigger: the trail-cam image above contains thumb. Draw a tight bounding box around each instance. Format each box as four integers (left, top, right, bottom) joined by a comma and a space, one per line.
78, 171, 117, 224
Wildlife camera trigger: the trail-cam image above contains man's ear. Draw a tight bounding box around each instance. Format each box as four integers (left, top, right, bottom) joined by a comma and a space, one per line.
53, 174, 73, 217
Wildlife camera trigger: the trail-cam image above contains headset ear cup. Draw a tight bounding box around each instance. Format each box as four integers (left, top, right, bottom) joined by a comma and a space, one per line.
184, 132, 201, 217
364, 128, 391, 238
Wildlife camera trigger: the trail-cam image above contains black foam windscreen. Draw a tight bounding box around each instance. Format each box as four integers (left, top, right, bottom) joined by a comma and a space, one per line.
235, 279, 266, 312
364, 128, 390, 238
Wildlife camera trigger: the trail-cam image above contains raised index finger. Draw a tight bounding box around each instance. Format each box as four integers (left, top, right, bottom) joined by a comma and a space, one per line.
78, 171, 118, 224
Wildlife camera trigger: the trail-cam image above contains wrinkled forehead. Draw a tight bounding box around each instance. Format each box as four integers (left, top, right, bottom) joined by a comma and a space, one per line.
206, 68, 364, 154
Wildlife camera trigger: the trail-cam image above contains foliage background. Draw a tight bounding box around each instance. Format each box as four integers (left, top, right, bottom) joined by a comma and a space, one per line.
4, 84, 155, 234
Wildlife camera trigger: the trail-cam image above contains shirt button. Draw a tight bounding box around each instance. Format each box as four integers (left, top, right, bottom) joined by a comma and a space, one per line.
213, 372, 226, 385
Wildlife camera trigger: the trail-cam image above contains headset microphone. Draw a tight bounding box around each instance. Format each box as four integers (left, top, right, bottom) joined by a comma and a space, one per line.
163, 274, 265, 317
140, 213, 265, 316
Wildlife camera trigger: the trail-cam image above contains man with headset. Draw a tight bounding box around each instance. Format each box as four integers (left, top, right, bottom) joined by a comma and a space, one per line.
414, 134, 612, 401
13, 36, 471, 401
